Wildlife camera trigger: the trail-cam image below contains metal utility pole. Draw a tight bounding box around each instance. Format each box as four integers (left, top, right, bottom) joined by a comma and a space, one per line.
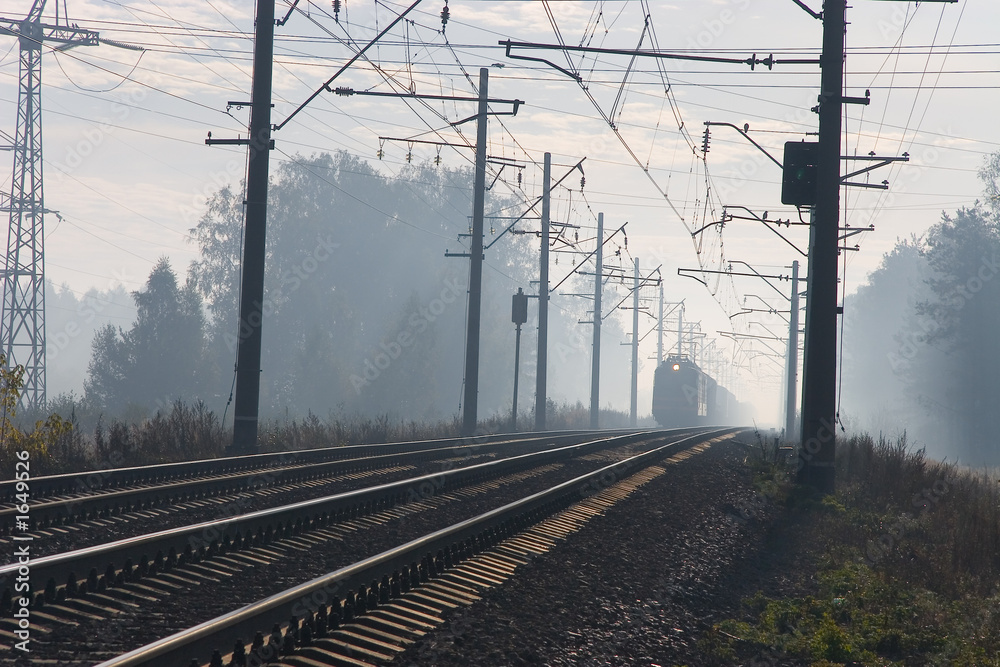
589, 212, 603, 429
792, 0, 954, 494
630, 257, 639, 427
228, 0, 275, 454
459, 69, 492, 435
657, 281, 664, 366
511, 288, 528, 431
785, 260, 800, 440
534, 152, 551, 431
677, 304, 683, 355
1, 1, 99, 410
797, 0, 844, 492
461, 68, 491, 436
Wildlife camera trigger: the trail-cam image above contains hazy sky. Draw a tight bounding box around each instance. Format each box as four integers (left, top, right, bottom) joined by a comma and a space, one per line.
0, 0, 991, 422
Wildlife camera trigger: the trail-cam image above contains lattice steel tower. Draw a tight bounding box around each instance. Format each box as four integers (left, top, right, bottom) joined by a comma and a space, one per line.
0, 1, 97, 409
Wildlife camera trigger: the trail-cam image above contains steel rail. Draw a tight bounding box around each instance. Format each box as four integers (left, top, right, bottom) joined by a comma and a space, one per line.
0, 431, 610, 531
0, 429, 685, 608
98, 427, 741, 667
0, 429, 608, 502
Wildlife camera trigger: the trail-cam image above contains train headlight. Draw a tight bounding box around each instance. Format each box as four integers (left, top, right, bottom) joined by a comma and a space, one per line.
672, 363, 680, 371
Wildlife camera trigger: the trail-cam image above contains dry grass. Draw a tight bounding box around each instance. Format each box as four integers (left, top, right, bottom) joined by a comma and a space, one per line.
31, 400, 638, 474
709, 433, 1000, 665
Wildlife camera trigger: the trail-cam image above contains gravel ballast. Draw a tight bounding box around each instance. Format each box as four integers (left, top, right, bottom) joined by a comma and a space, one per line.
395, 436, 792, 667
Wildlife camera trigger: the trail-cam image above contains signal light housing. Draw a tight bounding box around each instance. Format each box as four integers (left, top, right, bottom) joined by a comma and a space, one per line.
781, 141, 819, 206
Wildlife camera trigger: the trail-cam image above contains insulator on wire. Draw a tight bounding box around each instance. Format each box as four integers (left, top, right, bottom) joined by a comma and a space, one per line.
580, 175, 585, 190
702, 127, 711, 156
440, 0, 449, 32
332, 0, 341, 23
517, 170, 522, 187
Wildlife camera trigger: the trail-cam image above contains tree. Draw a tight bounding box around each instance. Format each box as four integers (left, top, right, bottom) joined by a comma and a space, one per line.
0, 354, 72, 470
909, 206, 1000, 463
85, 258, 208, 415
840, 236, 927, 434
189, 151, 537, 421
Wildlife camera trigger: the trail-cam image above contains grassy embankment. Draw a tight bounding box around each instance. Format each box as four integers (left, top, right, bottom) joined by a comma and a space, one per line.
706, 434, 1000, 666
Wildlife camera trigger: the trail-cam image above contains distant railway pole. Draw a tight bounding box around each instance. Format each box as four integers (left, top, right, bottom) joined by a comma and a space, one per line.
785, 260, 800, 440
657, 281, 664, 367
534, 152, 551, 431
590, 212, 604, 429
630, 258, 639, 427
677, 304, 683, 356
461, 68, 491, 436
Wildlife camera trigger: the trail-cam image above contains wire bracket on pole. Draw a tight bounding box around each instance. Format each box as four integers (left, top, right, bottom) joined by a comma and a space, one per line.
704, 121, 784, 169
791, 0, 822, 20
205, 132, 275, 149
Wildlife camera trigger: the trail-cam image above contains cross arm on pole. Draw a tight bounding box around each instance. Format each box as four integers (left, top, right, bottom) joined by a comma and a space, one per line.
274, 0, 423, 132
485, 158, 586, 250
841, 154, 909, 182
791, 0, 822, 19
550, 224, 627, 293
704, 122, 784, 169
603, 264, 662, 321
500, 40, 818, 74
0, 19, 99, 48
719, 206, 807, 257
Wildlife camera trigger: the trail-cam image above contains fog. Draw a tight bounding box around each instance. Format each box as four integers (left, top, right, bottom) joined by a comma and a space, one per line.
56, 151, 636, 427
840, 155, 1000, 466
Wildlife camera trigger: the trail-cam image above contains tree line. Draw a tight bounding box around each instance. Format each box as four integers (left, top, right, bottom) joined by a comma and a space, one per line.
841, 152, 1000, 465
75, 151, 632, 428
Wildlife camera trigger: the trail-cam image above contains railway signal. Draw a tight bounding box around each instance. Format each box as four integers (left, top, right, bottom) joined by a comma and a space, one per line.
510, 288, 528, 431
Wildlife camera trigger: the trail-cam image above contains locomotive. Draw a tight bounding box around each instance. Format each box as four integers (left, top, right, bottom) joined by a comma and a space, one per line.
651, 355, 744, 427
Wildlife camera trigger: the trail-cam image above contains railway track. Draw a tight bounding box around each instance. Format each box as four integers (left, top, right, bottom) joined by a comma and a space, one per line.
0, 431, 620, 560
0, 427, 729, 665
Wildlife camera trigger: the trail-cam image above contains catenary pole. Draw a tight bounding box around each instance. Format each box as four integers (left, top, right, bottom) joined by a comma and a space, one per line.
657, 281, 664, 367
798, 0, 844, 492
785, 260, 800, 440
589, 212, 603, 429
630, 257, 639, 427
229, 0, 275, 454
534, 152, 551, 431
461, 67, 490, 436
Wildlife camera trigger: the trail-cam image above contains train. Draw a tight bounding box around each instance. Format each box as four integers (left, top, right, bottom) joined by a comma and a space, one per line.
651, 355, 748, 427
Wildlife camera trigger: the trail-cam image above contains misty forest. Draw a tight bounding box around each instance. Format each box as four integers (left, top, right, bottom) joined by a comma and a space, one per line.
841, 152, 1000, 466
23, 147, 1000, 470
43, 152, 635, 439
